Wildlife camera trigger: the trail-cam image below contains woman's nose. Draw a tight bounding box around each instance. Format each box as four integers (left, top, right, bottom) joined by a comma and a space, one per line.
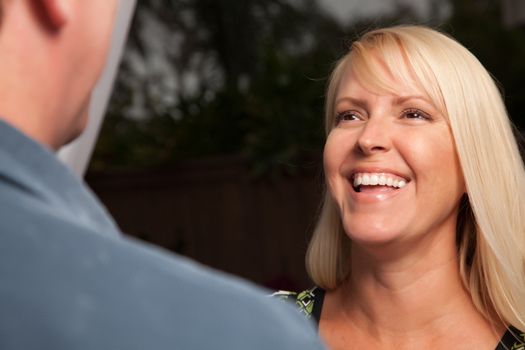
355, 117, 392, 156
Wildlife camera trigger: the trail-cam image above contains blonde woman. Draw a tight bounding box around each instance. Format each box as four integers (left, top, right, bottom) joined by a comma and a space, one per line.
275, 25, 525, 349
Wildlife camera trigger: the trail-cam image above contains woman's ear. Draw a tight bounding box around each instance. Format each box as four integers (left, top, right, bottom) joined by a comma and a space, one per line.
37, 0, 71, 29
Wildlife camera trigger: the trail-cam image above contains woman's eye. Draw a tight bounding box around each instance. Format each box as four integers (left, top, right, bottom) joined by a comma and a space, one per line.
335, 111, 361, 124
403, 108, 431, 120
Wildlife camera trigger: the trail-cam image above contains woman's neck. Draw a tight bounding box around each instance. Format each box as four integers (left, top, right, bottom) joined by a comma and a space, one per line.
320, 235, 502, 349
347, 250, 471, 333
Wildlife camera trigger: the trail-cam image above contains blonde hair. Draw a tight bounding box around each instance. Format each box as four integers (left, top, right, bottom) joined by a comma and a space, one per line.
306, 25, 525, 330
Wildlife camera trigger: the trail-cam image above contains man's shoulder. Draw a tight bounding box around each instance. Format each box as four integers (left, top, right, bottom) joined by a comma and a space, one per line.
0, 199, 323, 349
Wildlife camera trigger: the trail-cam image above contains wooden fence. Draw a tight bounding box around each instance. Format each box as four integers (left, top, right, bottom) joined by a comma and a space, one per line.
86, 155, 324, 291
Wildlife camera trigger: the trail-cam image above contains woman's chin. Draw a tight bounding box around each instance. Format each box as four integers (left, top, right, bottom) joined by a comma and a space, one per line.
349, 233, 401, 248
343, 220, 406, 246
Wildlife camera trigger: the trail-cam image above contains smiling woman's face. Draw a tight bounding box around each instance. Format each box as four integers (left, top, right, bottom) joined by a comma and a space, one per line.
324, 66, 465, 248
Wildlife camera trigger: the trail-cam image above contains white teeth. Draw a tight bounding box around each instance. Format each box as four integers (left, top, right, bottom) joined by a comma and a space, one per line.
362, 174, 370, 185
352, 172, 408, 189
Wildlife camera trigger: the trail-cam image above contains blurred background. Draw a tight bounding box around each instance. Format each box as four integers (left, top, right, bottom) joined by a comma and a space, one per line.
85, 0, 525, 291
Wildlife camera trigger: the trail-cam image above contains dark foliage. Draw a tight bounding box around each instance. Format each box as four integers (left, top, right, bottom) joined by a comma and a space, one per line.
90, 0, 525, 175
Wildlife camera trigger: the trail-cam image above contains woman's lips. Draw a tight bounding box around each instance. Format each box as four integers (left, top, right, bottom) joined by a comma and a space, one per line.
358, 185, 398, 193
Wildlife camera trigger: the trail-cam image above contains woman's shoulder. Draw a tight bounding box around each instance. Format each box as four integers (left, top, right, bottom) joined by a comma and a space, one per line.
272, 287, 325, 324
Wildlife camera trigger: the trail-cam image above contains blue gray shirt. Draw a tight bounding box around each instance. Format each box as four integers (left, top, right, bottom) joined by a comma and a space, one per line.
0, 121, 324, 350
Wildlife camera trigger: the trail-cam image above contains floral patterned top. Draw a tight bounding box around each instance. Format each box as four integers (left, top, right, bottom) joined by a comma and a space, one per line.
273, 287, 525, 350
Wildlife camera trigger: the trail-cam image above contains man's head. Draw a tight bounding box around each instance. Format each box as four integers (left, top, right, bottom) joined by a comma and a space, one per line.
0, 0, 119, 149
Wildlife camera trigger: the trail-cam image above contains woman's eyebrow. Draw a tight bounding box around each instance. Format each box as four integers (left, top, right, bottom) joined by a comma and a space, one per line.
334, 97, 368, 109
335, 95, 433, 111
393, 95, 428, 105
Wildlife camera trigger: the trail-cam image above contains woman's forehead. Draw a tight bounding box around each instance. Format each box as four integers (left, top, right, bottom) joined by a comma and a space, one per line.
335, 64, 429, 103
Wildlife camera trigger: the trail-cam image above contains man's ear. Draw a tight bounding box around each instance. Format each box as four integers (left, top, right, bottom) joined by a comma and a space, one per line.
37, 0, 71, 29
